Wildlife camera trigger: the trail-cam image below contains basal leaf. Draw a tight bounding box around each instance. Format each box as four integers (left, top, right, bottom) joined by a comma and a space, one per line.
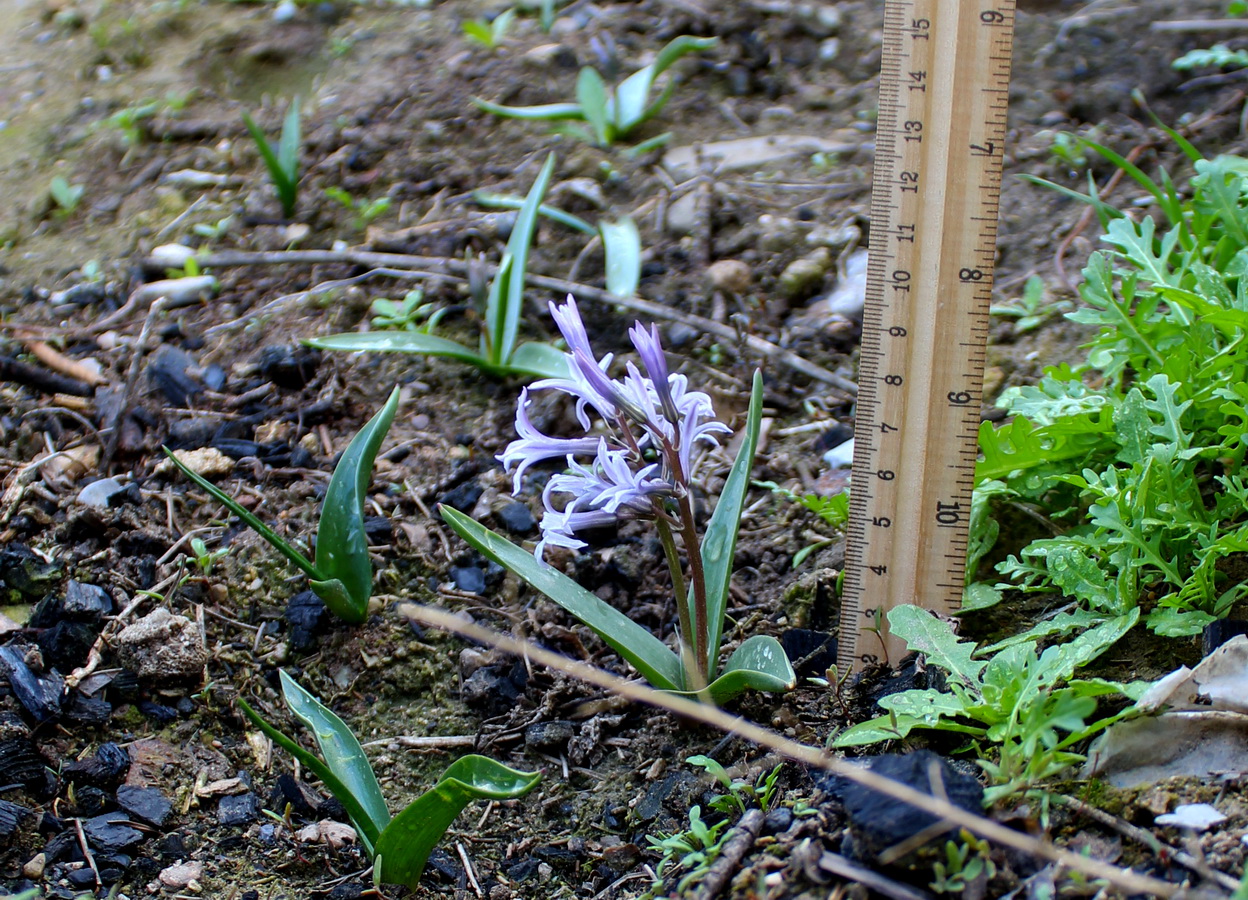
832, 713, 929, 747
471, 98, 585, 121
496, 152, 556, 365
576, 67, 611, 146
440, 506, 685, 691
887, 605, 985, 689
375, 756, 539, 888
305, 331, 488, 368
685, 635, 794, 705
313, 387, 400, 622
503, 341, 572, 379
599, 216, 641, 298
701, 371, 763, 675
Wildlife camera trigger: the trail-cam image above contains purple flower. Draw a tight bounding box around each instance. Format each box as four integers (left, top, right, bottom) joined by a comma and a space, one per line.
500, 295, 733, 562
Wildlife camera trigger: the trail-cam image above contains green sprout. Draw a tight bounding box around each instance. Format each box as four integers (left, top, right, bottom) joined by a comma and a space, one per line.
473, 35, 717, 148
306, 152, 569, 380
49, 176, 84, 217
930, 830, 997, 894
989, 274, 1072, 334
240, 671, 539, 889
462, 8, 515, 49
188, 537, 228, 576
324, 187, 392, 231
368, 288, 446, 333
164, 387, 400, 623
242, 98, 302, 218
755, 480, 848, 568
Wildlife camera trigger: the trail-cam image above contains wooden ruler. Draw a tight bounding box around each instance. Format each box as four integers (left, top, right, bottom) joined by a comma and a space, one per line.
839, 1, 1016, 671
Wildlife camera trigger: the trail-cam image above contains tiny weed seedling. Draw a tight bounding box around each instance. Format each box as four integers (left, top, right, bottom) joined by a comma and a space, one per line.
441, 298, 796, 703
307, 153, 569, 379
369, 288, 446, 333
989, 274, 1073, 334
462, 7, 515, 49
240, 671, 539, 889
644, 806, 731, 898
1173, 43, 1248, 72
755, 480, 849, 568
473, 35, 717, 148
324, 187, 392, 231
49, 176, 84, 218
242, 98, 302, 219
930, 830, 997, 895
164, 387, 399, 623
686, 755, 782, 816
188, 536, 228, 576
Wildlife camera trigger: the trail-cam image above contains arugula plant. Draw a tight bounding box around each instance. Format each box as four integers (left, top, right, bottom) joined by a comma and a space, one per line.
306, 153, 568, 380
930, 830, 997, 895
324, 187, 392, 231
473, 189, 642, 298
165, 387, 399, 624
442, 300, 795, 703
989, 274, 1072, 334
686, 755, 782, 816
473, 35, 717, 148
242, 98, 302, 219
974, 140, 1248, 638
834, 607, 1143, 805
240, 670, 539, 889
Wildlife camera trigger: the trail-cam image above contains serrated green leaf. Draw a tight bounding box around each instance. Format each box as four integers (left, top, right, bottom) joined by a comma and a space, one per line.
886, 605, 985, 689
312, 387, 399, 622
877, 688, 973, 725
375, 756, 539, 888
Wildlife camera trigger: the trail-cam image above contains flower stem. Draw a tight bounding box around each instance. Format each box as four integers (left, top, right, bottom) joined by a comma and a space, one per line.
675, 491, 710, 687
655, 516, 697, 689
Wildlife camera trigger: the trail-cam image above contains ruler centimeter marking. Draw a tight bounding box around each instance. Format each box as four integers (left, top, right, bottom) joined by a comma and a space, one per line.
839, 1, 1017, 672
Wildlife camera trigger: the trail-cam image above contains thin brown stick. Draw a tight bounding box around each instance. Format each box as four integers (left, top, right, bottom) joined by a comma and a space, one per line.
26, 341, 109, 386
397, 603, 1185, 898
179, 250, 857, 393
688, 808, 763, 900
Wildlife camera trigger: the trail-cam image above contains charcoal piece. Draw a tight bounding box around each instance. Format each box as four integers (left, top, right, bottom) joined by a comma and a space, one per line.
424, 847, 465, 884
29, 580, 113, 627
37, 621, 98, 669
270, 774, 321, 820
634, 771, 701, 823
328, 884, 365, 900
0, 737, 48, 791
203, 364, 227, 391
107, 670, 141, 700
212, 438, 260, 459
0, 646, 65, 722
780, 629, 836, 677
319, 796, 348, 823
285, 590, 328, 653
524, 720, 575, 752
459, 661, 528, 715
833, 750, 983, 862
67, 868, 99, 889
289, 445, 313, 468
64, 693, 113, 726
147, 345, 203, 407
44, 828, 85, 863
156, 832, 186, 860
73, 785, 112, 818
218, 792, 260, 826
763, 806, 794, 835
813, 423, 855, 454
0, 543, 63, 603
363, 516, 391, 543
505, 857, 541, 882
116, 785, 172, 828
138, 700, 179, 724
450, 565, 486, 594
533, 844, 582, 869
258, 344, 321, 389
1204, 619, 1248, 656
63, 742, 131, 789
82, 812, 145, 853
0, 799, 33, 840
495, 502, 535, 535
439, 481, 483, 513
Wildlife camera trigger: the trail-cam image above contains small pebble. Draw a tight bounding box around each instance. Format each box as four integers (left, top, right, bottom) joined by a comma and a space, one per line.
160, 861, 204, 889
114, 608, 208, 681
155, 448, 234, 479
823, 438, 854, 469
1156, 803, 1227, 832
495, 502, 535, 535
450, 566, 486, 594
22, 852, 45, 878
706, 259, 751, 294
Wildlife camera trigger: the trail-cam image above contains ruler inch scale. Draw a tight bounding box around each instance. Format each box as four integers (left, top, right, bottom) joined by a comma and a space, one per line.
839, 0, 1017, 672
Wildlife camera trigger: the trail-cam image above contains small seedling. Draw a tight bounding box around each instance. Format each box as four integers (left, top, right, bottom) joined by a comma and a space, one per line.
441, 298, 795, 703
324, 187, 392, 231
242, 98, 302, 218
307, 152, 568, 379
49, 176, 84, 217
687, 755, 782, 815
188, 537, 228, 576
164, 387, 399, 623
989, 274, 1072, 334
369, 288, 445, 333
755, 480, 848, 567
930, 830, 997, 894
192, 215, 236, 241
462, 8, 515, 49
473, 35, 717, 148
240, 671, 539, 888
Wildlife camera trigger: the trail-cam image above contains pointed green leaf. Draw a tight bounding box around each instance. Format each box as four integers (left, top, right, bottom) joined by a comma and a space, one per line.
440, 506, 685, 691
374, 756, 539, 888
305, 332, 489, 367
599, 217, 641, 298
471, 191, 596, 234
279, 98, 301, 189
701, 371, 763, 674
161, 447, 321, 580
887, 605, 986, 689
695, 635, 794, 704
237, 695, 380, 856
313, 387, 399, 623
613, 36, 717, 132
242, 110, 297, 217
495, 152, 556, 365
279, 671, 391, 834
576, 67, 611, 146
471, 97, 585, 121
504, 341, 572, 379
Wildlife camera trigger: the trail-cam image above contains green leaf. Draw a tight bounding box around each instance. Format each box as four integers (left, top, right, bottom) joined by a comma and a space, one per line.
701, 371, 763, 675
878, 688, 974, 726
462, 20, 492, 44
471, 97, 585, 121
374, 756, 539, 888
612, 36, 717, 132
305, 331, 488, 367
887, 605, 986, 689
161, 447, 321, 581
471, 191, 596, 234
237, 695, 381, 857
576, 67, 611, 146
599, 217, 641, 298
504, 341, 571, 379
439, 506, 685, 691
278, 671, 391, 836
492, 152, 556, 366
312, 387, 399, 622
669, 635, 794, 704
279, 98, 302, 193
832, 713, 931, 747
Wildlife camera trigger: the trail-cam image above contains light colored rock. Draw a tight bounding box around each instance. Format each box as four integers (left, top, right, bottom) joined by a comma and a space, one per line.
823, 438, 854, 469
155, 448, 234, 480
779, 248, 833, 300
132, 274, 217, 305
160, 861, 204, 889
77, 476, 127, 509
115, 608, 207, 681
1155, 803, 1227, 832
706, 259, 751, 294
663, 134, 859, 180
22, 853, 46, 879
149, 244, 196, 269
665, 192, 699, 236
296, 819, 357, 849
